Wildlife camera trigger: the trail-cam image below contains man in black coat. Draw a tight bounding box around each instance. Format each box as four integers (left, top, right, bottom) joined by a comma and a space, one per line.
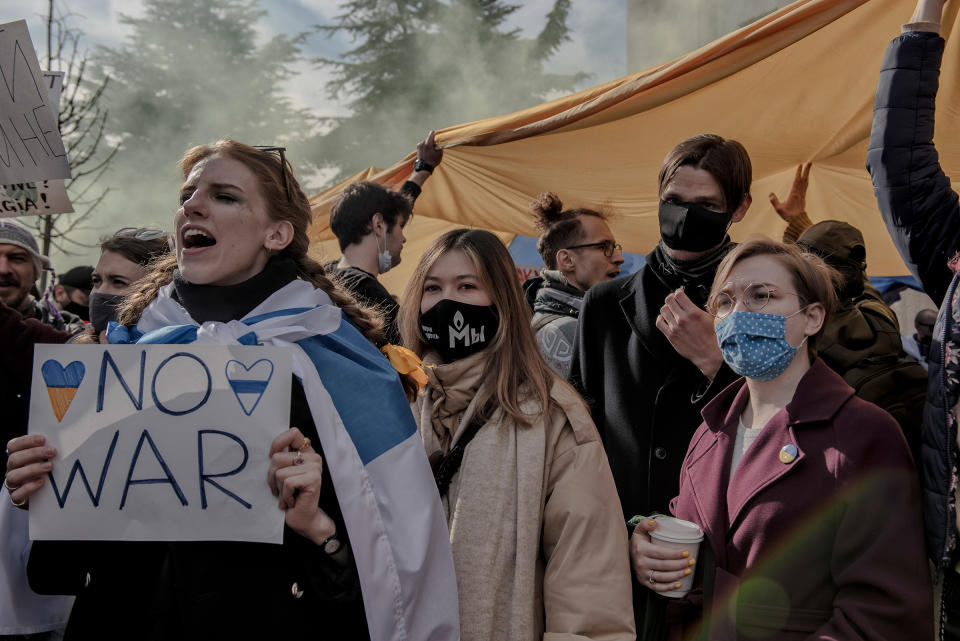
570, 133, 752, 637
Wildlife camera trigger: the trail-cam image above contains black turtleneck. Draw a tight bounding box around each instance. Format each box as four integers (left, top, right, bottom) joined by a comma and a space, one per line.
170, 256, 299, 323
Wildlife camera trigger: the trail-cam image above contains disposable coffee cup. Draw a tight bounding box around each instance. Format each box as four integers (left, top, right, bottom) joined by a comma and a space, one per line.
649, 516, 703, 598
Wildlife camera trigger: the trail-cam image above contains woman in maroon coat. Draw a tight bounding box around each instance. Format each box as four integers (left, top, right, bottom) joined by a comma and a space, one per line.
631, 237, 933, 640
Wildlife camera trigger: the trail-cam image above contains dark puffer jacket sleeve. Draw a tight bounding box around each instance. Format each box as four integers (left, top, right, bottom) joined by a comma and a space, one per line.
866, 31, 960, 305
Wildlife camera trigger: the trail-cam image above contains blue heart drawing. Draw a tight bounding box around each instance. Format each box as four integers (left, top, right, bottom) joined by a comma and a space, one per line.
41, 360, 85, 388
41, 360, 85, 422
225, 359, 274, 416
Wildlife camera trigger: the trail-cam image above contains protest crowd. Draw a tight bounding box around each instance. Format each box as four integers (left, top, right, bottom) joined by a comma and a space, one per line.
1, 0, 959, 639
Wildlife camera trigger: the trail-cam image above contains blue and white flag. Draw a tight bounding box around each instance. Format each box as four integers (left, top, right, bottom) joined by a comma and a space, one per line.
109, 279, 460, 641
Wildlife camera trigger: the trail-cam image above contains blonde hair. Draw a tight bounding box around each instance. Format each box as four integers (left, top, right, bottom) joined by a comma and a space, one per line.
399, 229, 556, 424
707, 236, 839, 359
119, 140, 385, 347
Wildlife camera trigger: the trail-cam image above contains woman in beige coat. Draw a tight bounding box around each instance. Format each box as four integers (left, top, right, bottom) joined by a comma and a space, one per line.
399, 229, 635, 641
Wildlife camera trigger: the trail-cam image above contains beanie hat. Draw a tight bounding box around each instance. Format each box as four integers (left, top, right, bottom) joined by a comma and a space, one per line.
0, 218, 52, 282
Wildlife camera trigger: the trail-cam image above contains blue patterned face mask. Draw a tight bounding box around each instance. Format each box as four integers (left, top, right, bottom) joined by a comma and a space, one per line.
715, 310, 808, 382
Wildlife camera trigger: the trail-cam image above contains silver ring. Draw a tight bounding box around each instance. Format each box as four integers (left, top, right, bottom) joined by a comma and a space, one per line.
10, 495, 25, 508
648, 570, 656, 585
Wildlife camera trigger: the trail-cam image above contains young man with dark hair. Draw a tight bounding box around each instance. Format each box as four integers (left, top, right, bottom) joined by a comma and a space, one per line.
571, 133, 751, 638
326, 131, 443, 344
523, 192, 623, 377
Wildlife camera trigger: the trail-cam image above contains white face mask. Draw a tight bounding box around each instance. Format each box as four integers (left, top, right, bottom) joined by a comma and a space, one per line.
375, 228, 393, 275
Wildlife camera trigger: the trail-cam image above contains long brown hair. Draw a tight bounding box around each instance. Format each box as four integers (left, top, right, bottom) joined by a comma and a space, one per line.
399, 229, 556, 424
119, 140, 384, 347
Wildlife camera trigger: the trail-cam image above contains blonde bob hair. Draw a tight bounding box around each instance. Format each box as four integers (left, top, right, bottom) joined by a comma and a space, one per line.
707, 236, 840, 360
399, 229, 556, 424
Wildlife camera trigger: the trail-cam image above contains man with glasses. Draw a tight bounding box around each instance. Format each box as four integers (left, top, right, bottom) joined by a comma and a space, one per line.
523, 192, 623, 377
327, 132, 443, 344
570, 134, 751, 639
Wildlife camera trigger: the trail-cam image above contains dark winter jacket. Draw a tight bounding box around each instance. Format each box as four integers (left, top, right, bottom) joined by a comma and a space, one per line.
571, 253, 738, 638
866, 29, 960, 575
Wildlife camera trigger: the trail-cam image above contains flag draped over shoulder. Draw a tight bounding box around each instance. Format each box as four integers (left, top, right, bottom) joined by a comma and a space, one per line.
108, 279, 460, 641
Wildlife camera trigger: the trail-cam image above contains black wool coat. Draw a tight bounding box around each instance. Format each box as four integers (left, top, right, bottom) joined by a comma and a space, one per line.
571, 265, 738, 522
570, 262, 739, 640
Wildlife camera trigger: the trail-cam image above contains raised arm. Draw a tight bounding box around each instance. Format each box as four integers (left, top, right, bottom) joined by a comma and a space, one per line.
399, 130, 444, 202
866, 0, 959, 304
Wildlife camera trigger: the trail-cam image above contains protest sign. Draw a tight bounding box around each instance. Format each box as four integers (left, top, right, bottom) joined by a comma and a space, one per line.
28, 344, 292, 543
0, 20, 70, 183
0, 180, 73, 216
43, 71, 63, 109
0, 71, 73, 216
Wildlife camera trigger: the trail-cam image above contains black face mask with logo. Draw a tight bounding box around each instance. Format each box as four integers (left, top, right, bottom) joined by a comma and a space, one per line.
419, 298, 499, 362
658, 199, 732, 252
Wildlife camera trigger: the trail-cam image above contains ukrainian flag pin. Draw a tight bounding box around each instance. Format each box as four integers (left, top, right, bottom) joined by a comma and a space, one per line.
779, 444, 798, 464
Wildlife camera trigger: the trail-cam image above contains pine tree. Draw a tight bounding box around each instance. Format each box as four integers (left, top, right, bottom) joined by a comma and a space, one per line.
91, 0, 317, 226
315, 0, 585, 178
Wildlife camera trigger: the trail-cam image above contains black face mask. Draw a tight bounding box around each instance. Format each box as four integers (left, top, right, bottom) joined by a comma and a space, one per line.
89, 292, 126, 334
419, 298, 499, 362
63, 300, 89, 321
658, 200, 732, 252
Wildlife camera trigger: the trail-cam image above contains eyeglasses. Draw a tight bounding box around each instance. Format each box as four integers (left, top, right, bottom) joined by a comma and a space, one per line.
565, 240, 622, 258
253, 145, 291, 203
711, 283, 804, 319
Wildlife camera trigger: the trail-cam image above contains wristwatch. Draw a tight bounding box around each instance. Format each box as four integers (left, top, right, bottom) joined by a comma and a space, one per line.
321, 531, 342, 555
413, 159, 434, 174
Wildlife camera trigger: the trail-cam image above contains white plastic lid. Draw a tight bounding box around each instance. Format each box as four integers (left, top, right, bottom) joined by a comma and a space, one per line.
650, 516, 703, 542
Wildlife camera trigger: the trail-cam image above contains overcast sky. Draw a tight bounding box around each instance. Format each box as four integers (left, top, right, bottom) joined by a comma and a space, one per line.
10, 0, 628, 118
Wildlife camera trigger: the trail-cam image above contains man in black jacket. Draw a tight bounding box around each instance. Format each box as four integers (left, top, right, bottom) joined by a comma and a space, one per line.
571, 133, 751, 637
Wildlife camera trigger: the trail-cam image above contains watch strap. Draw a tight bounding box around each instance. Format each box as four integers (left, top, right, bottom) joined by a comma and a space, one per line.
321, 531, 342, 555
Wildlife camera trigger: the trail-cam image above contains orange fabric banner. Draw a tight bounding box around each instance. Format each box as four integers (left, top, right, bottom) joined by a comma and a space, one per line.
309, 0, 960, 287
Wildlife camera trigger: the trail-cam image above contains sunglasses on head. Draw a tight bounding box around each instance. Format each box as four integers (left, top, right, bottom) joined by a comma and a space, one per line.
253, 145, 291, 203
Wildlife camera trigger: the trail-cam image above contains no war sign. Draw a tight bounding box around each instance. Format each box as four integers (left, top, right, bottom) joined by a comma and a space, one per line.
28, 344, 292, 543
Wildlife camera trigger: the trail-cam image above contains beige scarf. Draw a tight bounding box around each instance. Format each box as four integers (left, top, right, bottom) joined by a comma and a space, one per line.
418, 351, 547, 641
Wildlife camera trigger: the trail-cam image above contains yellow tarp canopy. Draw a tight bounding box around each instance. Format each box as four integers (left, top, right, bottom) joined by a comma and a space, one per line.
309, 0, 960, 292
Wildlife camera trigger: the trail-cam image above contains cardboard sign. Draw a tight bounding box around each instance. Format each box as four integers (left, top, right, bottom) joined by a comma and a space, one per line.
43, 71, 63, 109
0, 20, 70, 183
28, 344, 292, 543
0, 179, 73, 216
0, 68, 73, 216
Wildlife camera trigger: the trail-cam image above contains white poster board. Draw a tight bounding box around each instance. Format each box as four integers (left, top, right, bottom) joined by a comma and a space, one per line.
0, 20, 70, 183
28, 344, 292, 543
0, 180, 73, 216
0, 68, 73, 217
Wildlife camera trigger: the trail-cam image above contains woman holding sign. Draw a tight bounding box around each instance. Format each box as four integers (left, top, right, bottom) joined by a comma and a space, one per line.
399, 228, 635, 641
5, 141, 458, 641
630, 238, 932, 639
